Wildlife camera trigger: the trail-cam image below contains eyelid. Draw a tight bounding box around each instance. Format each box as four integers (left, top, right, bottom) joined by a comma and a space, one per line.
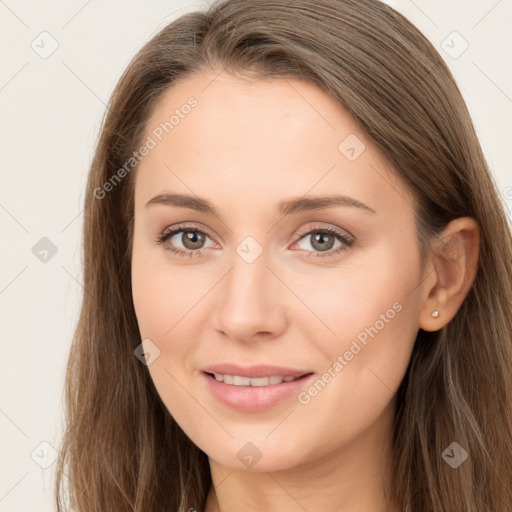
293, 222, 355, 242
155, 221, 355, 258
159, 221, 215, 241
157, 221, 354, 242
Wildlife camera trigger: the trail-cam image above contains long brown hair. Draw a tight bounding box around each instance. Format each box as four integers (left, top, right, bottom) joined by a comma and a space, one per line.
54, 0, 512, 510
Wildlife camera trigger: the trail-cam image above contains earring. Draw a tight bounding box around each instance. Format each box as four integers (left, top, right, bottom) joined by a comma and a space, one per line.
432, 309, 439, 318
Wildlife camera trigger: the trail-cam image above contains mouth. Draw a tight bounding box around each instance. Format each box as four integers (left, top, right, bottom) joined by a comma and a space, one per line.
201, 368, 316, 412
203, 371, 313, 387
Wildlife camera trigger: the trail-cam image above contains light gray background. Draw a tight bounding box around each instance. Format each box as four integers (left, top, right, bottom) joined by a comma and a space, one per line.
0, 1, 510, 510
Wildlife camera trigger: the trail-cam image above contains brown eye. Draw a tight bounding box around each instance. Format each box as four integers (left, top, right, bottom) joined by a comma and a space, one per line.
156, 225, 214, 257
178, 230, 207, 250
293, 226, 354, 258
308, 232, 337, 252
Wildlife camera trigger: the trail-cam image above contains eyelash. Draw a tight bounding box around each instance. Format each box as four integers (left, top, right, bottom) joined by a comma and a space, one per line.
153, 223, 354, 259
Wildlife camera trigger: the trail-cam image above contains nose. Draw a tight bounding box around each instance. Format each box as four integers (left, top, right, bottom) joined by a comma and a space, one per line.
213, 244, 289, 343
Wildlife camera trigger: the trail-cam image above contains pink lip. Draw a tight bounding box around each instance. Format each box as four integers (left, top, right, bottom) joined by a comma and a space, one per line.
201, 366, 315, 413
201, 363, 311, 378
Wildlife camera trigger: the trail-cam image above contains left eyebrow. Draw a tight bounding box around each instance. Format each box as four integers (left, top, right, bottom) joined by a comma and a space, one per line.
144, 192, 377, 216
278, 194, 376, 216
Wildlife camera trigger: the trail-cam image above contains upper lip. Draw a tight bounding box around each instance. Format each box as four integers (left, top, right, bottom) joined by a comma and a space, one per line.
202, 363, 313, 379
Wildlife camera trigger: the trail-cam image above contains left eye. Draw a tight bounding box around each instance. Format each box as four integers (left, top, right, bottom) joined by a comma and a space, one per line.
294, 229, 348, 254
155, 224, 354, 258
291, 226, 354, 258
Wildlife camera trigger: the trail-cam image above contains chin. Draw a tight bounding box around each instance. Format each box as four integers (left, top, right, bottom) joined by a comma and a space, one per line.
200, 433, 312, 473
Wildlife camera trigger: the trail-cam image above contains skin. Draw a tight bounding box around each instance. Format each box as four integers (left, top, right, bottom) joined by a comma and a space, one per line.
130, 70, 479, 512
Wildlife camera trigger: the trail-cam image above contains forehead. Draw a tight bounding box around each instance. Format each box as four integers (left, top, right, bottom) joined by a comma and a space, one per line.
133, 70, 414, 221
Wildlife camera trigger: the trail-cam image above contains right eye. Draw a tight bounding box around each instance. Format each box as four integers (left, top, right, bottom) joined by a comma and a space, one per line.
155, 224, 216, 257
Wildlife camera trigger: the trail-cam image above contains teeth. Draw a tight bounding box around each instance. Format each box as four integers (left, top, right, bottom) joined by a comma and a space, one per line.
233, 375, 251, 386
212, 373, 301, 387
223, 374, 234, 385
250, 377, 271, 386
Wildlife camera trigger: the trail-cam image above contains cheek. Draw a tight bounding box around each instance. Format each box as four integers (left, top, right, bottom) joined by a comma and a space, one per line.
289, 241, 420, 348
290, 241, 421, 410
131, 257, 163, 337
131, 249, 200, 425
297, 297, 419, 459
131, 238, 199, 338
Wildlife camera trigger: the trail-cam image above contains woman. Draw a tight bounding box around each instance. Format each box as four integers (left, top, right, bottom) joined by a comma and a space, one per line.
55, 0, 512, 510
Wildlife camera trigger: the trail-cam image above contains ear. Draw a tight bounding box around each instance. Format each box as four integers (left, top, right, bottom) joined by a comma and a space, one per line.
419, 217, 480, 332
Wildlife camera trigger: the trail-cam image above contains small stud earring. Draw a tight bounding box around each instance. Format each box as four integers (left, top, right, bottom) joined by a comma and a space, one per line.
432, 309, 439, 318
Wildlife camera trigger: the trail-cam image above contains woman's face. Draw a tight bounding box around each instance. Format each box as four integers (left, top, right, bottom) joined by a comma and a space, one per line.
131, 70, 426, 472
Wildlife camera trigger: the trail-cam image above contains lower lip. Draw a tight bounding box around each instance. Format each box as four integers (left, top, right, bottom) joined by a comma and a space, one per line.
202, 372, 315, 412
